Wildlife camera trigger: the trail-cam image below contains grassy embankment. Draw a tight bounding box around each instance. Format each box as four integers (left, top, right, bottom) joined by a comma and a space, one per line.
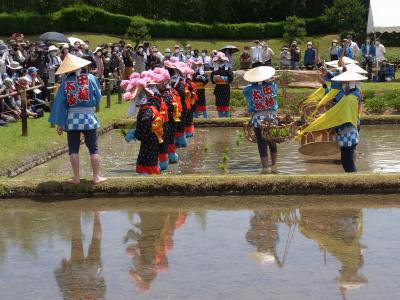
1, 173, 400, 199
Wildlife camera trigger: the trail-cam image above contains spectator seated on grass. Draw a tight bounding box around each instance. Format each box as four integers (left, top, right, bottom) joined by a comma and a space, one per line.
378, 60, 395, 82
7, 61, 24, 83
25, 66, 46, 117
0, 77, 21, 123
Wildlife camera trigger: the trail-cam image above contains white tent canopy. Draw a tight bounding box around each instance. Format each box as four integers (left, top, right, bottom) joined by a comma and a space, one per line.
367, 0, 400, 33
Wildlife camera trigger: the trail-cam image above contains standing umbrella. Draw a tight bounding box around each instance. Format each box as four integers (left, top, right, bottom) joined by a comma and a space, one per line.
38, 32, 69, 43
68, 37, 85, 46
219, 45, 239, 54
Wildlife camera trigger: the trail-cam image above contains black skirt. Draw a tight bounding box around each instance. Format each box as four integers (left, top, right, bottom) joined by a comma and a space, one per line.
214, 84, 230, 107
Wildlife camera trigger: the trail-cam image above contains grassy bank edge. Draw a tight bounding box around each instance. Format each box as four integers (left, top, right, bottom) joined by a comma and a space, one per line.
1, 174, 400, 199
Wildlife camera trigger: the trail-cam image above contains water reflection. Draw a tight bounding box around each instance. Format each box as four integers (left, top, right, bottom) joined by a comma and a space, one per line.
2, 198, 399, 299
246, 209, 298, 267
124, 211, 186, 292
299, 209, 367, 298
245, 208, 367, 298
54, 212, 105, 299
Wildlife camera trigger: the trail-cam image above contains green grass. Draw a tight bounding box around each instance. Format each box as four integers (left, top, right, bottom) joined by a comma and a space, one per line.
0, 95, 129, 173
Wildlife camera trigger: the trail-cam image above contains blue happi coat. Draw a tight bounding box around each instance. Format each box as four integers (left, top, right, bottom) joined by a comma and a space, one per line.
49, 72, 101, 131
243, 81, 279, 128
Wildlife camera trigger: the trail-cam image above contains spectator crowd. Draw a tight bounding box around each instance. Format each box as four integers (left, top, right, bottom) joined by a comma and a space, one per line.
0, 33, 395, 126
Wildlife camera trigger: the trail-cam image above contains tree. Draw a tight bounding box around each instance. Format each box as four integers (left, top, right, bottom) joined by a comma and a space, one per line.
125, 18, 151, 49
324, 0, 367, 40
283, 16, 307, 44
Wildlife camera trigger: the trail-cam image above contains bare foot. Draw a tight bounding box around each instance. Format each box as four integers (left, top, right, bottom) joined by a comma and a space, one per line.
260, 168, 270, 175
93, 176, 107, 184
271, 165, 278, 174
67, 177, 80, 184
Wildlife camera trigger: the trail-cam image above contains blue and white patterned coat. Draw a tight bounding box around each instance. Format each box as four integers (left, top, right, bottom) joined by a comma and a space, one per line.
49, 72, 101, 131
334, 89, 362, 147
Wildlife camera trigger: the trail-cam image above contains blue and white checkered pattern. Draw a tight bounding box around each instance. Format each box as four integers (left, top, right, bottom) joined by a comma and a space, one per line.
335, 126, 359, 147
66, 112, 99, 131
251, 111, 277, 128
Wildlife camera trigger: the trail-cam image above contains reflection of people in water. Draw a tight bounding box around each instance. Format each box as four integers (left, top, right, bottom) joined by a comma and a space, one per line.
299, 209, 367, 299
246, 210, 297, 267
125, 211, 186, 292
54, 212, 105, 300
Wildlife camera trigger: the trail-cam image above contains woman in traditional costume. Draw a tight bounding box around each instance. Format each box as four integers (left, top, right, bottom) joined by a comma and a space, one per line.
169, 59, 188, 148
162, 60, 183, 163
49, 54, 106, 184
210, 52, 233, 117
243, 66, 279, 174
297, 70, 367, 172
182, 64, 197, 138
121, 71, 164, 175
191, 60, 209, 118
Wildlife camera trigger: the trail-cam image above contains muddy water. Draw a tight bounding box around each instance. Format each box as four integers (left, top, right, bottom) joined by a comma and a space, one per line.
1, 195, 400, 300
19, 125, 400, 178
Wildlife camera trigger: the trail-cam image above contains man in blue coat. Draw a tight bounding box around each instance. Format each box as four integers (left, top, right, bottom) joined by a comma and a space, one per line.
360, 37, 376, 80
49, 54, 106, 184
304, 42, 316, 70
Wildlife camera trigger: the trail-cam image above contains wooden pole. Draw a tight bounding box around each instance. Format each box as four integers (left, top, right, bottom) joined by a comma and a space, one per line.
48, 85, 57, 128
20, 88, 28, 137
118, 83, 122, 104
106, 81, 111, 108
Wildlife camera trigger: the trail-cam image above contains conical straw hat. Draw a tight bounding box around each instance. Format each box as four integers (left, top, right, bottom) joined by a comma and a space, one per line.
325, 57, 359, 67
345, 64, 368, 74
56, 53, 91, 75
244, 66, 276, 83
331, 71, 368, 82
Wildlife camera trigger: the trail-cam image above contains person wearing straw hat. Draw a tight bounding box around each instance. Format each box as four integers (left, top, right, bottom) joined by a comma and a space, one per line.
46, 45, 61, 86
7, 61, 24, 83
329, 39, 340, 61
290, 41, 301, 70
154, 67, 176, 169
183, 64, 197, 138
143, 69, 170, 171
93, 47, 105, 81
279, 46, 291, 70
48, 53, 106, 184
304, 41, 316, 70
243, 66, 279, 174
168, 58, 188, 148
297, 67, 367, 173
191, 60, 209, 118
338, 39, 354, 60
121, 71, 164, 175
210, 52, 233, 117
162, 59, 183, 161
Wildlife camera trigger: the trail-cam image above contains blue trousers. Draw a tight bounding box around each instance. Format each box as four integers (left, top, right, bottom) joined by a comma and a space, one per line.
341, 145, 357, 173
67, 129, 99, 155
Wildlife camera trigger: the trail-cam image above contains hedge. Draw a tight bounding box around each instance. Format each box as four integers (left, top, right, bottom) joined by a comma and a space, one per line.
0, 11, 48, 35
0, 5, 334, 39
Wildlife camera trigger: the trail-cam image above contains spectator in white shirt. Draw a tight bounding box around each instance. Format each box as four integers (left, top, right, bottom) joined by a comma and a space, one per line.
200, 49, 211, 71
251, 40, 264, 67
251, 40, 274, 67
261, 41, 274, 66
347, 35, 360, 58
375, 38, 386, 66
